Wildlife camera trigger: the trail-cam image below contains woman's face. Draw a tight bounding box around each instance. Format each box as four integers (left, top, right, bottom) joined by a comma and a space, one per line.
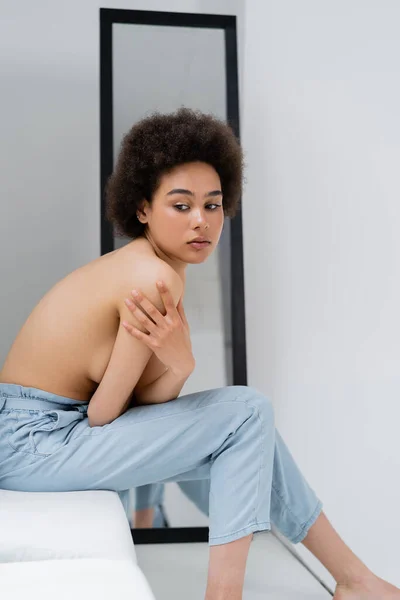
139, 161, 225, 267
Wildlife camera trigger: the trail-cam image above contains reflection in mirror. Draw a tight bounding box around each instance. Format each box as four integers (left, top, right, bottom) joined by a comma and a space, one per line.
111, 22, 233, 530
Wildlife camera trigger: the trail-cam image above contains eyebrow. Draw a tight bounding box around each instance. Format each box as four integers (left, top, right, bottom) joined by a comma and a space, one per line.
166, 189, 223, 198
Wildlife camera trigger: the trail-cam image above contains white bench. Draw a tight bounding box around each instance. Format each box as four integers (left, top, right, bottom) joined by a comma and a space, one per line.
0, 489, 155, 599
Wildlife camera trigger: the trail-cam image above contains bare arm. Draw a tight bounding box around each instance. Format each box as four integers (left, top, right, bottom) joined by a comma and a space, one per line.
133, 364, 193, 406
87, 266, 183, 427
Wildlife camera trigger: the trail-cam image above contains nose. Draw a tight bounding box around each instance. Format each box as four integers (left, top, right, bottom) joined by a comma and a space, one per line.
191, 209, 209, 229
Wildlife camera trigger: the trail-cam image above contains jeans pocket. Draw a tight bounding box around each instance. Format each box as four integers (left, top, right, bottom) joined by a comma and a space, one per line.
7, 409, 84, 457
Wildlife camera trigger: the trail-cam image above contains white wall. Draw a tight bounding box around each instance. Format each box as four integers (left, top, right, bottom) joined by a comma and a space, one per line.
242, 0, 400, 587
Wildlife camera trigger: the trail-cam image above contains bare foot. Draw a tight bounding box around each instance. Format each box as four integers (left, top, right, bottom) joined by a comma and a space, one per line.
334, 574, 400, 600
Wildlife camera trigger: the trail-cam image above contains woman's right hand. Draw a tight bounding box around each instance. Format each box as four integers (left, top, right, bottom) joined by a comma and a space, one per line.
123, 280, 195, 377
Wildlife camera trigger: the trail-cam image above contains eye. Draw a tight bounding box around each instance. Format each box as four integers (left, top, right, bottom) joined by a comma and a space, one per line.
174, 204, 222, 211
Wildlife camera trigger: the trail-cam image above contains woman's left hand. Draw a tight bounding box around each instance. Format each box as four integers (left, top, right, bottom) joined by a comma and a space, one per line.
122, 281, 195, 377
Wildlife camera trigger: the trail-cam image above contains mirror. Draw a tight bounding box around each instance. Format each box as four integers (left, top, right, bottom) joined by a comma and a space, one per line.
100, 9, 247, 543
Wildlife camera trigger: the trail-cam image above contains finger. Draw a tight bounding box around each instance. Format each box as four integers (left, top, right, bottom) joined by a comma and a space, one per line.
156, 280, 176, 314
125, 297, 158, 334
129, 291, 163, 326
122, 322, 151, 343
123, 322, 161, 351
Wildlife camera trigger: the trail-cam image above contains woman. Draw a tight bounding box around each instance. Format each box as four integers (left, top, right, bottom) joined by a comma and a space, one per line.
0, 108, 398, 600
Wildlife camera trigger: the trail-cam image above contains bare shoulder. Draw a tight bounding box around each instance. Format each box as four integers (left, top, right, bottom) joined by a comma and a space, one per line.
112, 241, 184, 314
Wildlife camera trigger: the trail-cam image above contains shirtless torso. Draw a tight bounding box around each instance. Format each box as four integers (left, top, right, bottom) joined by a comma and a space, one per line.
0, 238, 184, 403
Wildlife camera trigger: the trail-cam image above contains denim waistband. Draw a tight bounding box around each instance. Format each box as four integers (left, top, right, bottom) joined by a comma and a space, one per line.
0, 383, 89, 412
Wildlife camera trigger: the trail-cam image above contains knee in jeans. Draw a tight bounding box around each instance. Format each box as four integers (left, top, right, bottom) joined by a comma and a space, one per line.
226, 385, 275, 423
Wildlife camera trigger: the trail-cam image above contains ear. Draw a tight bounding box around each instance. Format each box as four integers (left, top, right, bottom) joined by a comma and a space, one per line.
136, 199, 149, 223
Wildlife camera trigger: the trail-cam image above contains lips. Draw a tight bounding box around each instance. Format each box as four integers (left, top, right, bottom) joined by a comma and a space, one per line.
188, 241, 211, 249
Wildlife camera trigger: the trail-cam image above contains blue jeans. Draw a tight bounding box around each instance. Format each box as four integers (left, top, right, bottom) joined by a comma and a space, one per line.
0, 383, 322, 545
135, 480, 211, 527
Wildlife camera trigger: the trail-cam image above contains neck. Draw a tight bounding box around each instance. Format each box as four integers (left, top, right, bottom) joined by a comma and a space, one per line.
135, 234, 187, 282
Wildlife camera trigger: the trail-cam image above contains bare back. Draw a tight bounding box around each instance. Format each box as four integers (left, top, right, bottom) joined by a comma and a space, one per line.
0, 238, 181, 402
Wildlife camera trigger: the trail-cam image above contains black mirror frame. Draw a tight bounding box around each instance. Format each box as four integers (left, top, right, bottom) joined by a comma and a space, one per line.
100, 7, 247, 544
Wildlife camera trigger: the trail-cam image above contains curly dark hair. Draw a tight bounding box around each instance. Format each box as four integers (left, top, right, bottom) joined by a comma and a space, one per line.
105, 107, 245, 239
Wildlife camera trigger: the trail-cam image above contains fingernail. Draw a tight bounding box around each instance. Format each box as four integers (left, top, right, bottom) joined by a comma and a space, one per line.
131, 290, 139, 297
125, 298, 133, 306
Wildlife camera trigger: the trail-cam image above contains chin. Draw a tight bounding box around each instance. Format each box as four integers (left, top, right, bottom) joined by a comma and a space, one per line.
185, 244, 214, 262
188, 255, 209, 264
